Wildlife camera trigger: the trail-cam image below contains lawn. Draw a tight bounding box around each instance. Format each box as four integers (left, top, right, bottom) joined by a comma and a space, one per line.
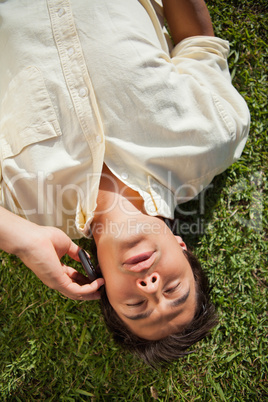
0, 0, 267, 400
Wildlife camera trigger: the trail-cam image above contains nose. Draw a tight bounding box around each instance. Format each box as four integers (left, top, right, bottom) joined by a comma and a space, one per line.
136, 272, 160, 293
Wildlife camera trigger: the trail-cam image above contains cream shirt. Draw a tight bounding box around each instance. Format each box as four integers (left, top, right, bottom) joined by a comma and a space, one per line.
0, 0, 250, 238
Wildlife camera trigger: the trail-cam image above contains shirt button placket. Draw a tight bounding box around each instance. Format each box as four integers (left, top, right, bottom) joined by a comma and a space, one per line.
53, 1, 103, 153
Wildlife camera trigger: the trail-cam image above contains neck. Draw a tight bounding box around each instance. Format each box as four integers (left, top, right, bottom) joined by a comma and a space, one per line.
91, 164, 145, 243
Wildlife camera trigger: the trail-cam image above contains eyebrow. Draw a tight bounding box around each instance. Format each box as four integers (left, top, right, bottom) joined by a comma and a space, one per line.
123, 288, 190, 321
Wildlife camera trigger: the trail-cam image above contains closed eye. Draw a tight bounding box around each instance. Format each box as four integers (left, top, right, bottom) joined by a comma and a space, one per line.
126, 300, 145, 307
127, 284, 180, 305
164, 283, 180, 294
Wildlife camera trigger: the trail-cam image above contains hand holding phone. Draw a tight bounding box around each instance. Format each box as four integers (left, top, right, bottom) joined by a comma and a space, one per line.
78, 249, 101, 283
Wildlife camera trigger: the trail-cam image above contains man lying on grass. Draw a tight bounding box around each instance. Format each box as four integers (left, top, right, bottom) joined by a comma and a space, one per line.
0, 0, 250, 365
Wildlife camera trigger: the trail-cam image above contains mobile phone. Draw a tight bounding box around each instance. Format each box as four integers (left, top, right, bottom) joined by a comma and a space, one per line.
78, 249, 100, 283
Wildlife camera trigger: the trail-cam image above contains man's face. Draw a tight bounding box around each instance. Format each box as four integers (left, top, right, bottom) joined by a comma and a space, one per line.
96, 216, 196, 340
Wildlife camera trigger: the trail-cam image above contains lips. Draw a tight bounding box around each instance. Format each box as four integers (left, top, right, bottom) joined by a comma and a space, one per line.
123, 251, 156, 272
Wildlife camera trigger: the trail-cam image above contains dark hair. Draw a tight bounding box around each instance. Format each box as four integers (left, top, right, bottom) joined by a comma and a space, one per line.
100, 249, 218, 367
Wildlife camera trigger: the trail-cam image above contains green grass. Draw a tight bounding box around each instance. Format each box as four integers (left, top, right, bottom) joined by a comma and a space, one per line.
0, 0, 267, 400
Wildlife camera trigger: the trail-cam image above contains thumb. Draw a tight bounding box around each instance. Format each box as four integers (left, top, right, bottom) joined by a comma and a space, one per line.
67, 241, 82, 262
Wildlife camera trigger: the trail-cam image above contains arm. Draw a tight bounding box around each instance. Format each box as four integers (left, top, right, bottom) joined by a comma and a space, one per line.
162, 0, 214, 45
0, 206, 104, 300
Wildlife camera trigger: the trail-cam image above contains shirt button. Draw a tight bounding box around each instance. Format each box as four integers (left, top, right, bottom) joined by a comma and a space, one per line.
147, 204, 156, 212
79, 87, 88, 97
57, 8, 65, 17
121, 172, 128, 180
67, 47, 74, 56
96, 135, 102, 143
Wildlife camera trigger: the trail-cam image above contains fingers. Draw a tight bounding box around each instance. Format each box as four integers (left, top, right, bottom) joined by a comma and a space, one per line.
65, 267, 90, 286
60, 280, 105, 300
59, 266, 105, 300
12, 222, 103, 301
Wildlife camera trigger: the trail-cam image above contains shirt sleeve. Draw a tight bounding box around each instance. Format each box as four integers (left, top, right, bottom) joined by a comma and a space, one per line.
170, 36, 250, 163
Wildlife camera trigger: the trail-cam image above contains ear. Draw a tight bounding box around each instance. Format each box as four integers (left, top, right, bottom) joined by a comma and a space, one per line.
174, 235, 187, 251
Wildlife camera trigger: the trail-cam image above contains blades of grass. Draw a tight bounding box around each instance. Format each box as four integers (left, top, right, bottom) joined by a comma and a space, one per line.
78, 324, 88, 353
75, 389, 95, 397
